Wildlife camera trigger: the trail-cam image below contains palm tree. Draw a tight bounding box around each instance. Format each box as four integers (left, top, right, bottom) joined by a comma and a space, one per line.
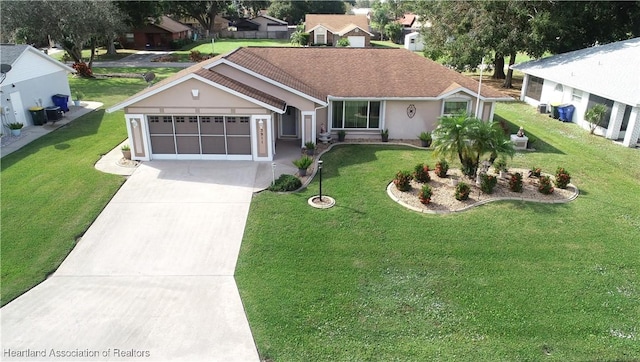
432, 112, 476, 176
433, 113, 515, 177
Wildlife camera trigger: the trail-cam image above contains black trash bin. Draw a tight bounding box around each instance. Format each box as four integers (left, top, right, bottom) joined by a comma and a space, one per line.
29, 107, 46, 126
45, 106, 63, 122
549, 103, 560, 119
51, 94, 69, 112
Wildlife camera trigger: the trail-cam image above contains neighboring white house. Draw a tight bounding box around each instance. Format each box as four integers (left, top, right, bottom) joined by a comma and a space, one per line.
404, 32, 424, 51
512, 37, 640, 147
0, 44, 76, 129
250, 14, 288, 32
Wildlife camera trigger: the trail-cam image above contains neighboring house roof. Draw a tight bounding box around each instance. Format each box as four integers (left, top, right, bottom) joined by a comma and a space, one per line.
305, 14, 371, 35
512, 37, 640, 107
0, 44, 75, 73
398, 14, 416, 27
108, 47, 510, 113
154, 16, 191, 33
252, 14, 287, 25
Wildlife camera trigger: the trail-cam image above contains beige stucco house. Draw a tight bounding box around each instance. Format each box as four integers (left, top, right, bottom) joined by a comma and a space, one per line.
107, 47, 510, 161
304, 14, 372, 47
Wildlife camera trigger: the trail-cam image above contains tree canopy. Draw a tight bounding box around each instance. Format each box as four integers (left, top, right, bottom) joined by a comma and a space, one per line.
268, 1, 347, 25
414, 0, 640, 88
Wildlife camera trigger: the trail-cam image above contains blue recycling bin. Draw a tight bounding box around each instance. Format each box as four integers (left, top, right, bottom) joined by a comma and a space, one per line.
557, 104, 575, 122
51, 94, 69, 112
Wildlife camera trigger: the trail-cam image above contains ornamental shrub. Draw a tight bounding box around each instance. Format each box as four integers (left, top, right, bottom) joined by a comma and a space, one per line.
268, 174, 302, 192
554, 167, 571, 189
419, 184, 432, 204
480, 173, 498, 194
509, 172, 523, 193
435, 159, 449, 178
393, 170, 413, 192
455, 182, 471, 201
72, 62, 93, 77
413, 163, 431, 183
538, 175, 554, 194
529, 167, 542, 178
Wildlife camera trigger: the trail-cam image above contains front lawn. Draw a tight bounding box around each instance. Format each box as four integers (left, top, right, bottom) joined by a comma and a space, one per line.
236, 102, 640, 361
0, 68, 181, 306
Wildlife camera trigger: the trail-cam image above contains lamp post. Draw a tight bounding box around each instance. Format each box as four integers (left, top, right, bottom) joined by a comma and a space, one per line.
271, 162, 276, 186
318, 160, 323, 202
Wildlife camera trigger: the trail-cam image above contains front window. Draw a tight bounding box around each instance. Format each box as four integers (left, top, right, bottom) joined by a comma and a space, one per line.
443, 100, 469, 116
331, 100, 382, 129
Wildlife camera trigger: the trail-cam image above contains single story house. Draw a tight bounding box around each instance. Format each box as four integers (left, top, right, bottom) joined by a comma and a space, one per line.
404, 32, 424, 51
107, 47, 510, 162
512, 37, 640, 147
304, 14, 372, 47
122, 16, 191, 50
0, 44, 75, 129
251, 14, 288, 32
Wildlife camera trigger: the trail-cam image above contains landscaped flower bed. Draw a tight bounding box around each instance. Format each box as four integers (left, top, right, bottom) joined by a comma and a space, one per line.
389, 167, 577, 213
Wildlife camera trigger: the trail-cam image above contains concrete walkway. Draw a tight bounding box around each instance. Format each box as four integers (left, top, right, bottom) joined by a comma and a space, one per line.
1, 160, 262, 361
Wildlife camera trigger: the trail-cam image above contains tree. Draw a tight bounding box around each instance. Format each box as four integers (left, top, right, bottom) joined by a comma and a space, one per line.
163, 1, 232, 37
268, 1, 346, 25
289, 25, 309, 46
1, 1, 126, 68
584, 104, 607, 135
384, 22, 403, 44
432, 113, 514, 177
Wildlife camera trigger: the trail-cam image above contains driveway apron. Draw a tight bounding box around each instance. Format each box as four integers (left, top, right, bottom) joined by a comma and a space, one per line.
1, 161, 261, 361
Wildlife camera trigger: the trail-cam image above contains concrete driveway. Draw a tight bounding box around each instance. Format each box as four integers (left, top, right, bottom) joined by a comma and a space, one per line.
1, 161, 261, 361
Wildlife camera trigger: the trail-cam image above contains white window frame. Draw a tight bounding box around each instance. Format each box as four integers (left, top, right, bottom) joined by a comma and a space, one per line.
571, 89, 583, 102
330, 100, 383, 130
442, 98, 471, 116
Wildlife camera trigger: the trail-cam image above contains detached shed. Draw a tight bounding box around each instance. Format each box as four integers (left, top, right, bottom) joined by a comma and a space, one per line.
0, 44, 75, 128
404, 32, 424, 51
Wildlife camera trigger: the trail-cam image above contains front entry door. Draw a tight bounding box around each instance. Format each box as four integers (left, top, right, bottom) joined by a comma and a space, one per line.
280, 106, 298, 137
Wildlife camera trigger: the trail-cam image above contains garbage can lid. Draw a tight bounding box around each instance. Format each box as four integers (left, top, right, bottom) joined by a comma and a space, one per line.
53, 94, 69, 97
45, 106, 61, 110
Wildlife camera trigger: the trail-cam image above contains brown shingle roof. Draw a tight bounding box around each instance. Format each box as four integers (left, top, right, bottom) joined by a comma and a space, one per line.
193, 68, 286, 110
226, 47, 508, 100
305, 14, 369, 34
109, 47, 510, 113
155, 16, 191, 33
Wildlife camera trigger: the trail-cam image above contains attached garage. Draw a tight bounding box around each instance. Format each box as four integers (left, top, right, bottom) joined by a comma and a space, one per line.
347, 36, 365, 48
147, 115, 251, 159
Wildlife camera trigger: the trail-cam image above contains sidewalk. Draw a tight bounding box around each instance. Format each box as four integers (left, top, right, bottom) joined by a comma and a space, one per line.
0, 101, 103, 158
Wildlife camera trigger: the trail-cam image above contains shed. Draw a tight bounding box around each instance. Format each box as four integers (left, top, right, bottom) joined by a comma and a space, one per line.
404, 32, 424, 51
0, 44, 75, 129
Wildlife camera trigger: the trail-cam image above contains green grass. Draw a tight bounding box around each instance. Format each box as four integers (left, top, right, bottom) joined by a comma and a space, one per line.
0, 67, 181, 306
236, 102, 640, 361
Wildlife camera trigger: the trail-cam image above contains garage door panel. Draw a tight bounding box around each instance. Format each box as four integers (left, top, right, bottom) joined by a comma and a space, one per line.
201, 135, 226, 154
150, 135, 176, 154
176, 136, 200, 154
227, 136, 250, 155
148, 116, 174, 134
200, 116, 224, 135
174, 116, 199, 134
348, 36, 365, 48
226, 117, 250, 135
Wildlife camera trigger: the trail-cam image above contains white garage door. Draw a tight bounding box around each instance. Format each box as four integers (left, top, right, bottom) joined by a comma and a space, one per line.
347, 36, 365, 48
148, 115, 251, 160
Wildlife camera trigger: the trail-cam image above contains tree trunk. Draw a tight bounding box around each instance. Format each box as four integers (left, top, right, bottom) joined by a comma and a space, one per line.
502, 52, 517, 88
88, 38, 96, 69
492, 53, 505, 79
106, 34, 117, 55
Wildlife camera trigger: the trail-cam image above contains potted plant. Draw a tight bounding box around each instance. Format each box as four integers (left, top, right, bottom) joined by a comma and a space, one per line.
293, 155, 313, 176
121, 144, 131, 160
8, 122, 24, 136
418, 131, 432, 147
304, 141, 315, 156
337, 130, 346, 142
74, 91, 84, 106
381, 129, 389, 142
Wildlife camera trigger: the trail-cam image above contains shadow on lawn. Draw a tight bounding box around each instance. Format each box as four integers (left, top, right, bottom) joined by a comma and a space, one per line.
0, 110, 106, 172
495, 115, 565, 155
318, 144, 419, 181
